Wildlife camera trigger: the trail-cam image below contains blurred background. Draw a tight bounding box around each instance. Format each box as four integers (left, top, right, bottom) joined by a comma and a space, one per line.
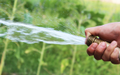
0, 0, 120, 75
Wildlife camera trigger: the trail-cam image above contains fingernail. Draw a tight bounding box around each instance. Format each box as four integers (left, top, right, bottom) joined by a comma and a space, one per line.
111, 41, 117, 46
87, 32, 91, 37
100, 42, 106, 48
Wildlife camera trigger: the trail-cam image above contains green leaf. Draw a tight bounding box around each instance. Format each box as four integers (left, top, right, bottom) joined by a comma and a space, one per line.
61, 59, 69, 74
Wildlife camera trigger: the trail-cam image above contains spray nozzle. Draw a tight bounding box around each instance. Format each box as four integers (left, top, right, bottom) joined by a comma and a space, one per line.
86, 35, 97, 46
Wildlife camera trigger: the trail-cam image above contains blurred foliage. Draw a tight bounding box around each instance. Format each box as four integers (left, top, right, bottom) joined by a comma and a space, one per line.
0, 0, 120, 75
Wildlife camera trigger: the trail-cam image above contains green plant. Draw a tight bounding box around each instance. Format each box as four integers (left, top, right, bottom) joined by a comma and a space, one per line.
0, 0, 18, 74
0, 0, 120, 75
37, 43, 46, 75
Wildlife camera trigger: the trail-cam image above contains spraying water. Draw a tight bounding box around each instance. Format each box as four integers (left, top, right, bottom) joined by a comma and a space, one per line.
0, 20, 86, 45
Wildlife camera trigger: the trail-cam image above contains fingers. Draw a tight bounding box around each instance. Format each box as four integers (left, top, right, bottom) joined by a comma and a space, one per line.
85, 26, 101, 44
87, 43, 98, 56
86, 41, 120, 64
102, 41, 117, 61
94, 42, 106, 60
85, 26, 101, 37
111, 48, 120, 64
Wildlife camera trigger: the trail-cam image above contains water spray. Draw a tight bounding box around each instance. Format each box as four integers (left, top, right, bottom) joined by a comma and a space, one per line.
86, 35, 120, 58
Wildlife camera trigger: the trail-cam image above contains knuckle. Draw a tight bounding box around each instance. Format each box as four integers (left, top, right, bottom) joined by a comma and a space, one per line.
106, 48, 111, 52
96, 49, 103, 54
87, 45, 95, 52
96, 47, 104, 54
87, 47, 91, 53
96, 44, 106, 54
102, 56, 109, 61
87, 47, 94, 56
95, 58, 101, 60
94, 55, 101, 60
94, 56, 101, 60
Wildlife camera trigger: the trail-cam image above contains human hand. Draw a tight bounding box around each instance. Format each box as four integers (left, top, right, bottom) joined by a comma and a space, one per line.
85, 22, 120, 64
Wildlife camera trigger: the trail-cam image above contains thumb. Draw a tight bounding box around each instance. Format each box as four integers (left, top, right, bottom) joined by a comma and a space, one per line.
85, 26, 101, 44
85, 26, 101, 38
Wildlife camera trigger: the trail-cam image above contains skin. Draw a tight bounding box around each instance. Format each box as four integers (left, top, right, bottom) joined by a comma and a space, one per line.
85, 22, 120, 64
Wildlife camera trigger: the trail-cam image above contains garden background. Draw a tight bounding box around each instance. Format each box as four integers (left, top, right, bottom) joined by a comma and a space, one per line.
0, 0, 120, 75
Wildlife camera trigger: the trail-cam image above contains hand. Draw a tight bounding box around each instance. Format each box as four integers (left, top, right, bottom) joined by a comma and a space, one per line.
85, 22, 120, 64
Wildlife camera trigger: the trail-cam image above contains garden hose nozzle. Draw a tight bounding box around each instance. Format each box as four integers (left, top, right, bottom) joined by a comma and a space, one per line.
86, 35, 120, 58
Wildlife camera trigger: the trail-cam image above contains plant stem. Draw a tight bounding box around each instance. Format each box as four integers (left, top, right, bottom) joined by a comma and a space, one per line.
0, 8, 11, 18
70, 45, 77, 75
0, 0, 18, 75
37, 43, 46, 75
0, 38, 9, 75
70, 20, 82, 75
11, 0, 18, 21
